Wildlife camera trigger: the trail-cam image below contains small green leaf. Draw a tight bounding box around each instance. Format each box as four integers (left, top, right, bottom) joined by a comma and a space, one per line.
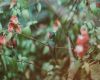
42, 62, 54, 72
22, 9, 30, 19
1, 55, 7, 71
29, 64, 34, 71
37, 3, 41, 12
43, 46, 49, 54
18, 0, 28, 9
22, 26, 32, 36
86, 22, 93, 29
30, 44, 36, 53
27, 21, 37, 26
0, 22, 2, 30
0, 8, 3, 14
17, 55, 27, 72
6, 32, 13, 41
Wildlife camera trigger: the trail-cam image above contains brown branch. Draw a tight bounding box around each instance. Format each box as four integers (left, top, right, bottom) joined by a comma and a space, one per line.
20, 33, 68, 47
20, 33, 49, 46
67, 37, 81, 80
67, 37, 75, 61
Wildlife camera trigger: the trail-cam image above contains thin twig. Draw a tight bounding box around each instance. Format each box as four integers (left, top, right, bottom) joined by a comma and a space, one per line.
20, 33, 49, 46
67, 37, 75, 61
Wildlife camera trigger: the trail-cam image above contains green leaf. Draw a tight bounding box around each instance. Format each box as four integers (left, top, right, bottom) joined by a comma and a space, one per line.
27, 21, 38, 26
42, 62, 54, 72
22, 9, 30, 20
29, 64, 34, 71
22, 26, 32, 36
12, 8, 17, 15
17, 55, 27, 72
43, 46, 49, 54
0, 22, 2, 30
0, 8, 3, 14
90, 2, 100, 15
95, 27, 100, 39
6, 32, 12, 41
86, 22, 93, 29
69, 30, 75, 41
30, 44, 36, 53
7, 72, 16, 78
90, 3, 96, 12
97, 35, 100, 40
18, 0, 28, 9
3, 76, 7, 80
37, 3, 41, 12
1, 55, 7, 71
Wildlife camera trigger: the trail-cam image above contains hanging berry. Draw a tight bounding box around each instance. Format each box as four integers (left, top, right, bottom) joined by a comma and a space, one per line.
74, 26, 90, 59
76, 27, 89, 45
96, 0, 100, 8
8, 16, 21, 34
0, 35, 6, 46
74, 45, 84, 58
7, 39, 17, 48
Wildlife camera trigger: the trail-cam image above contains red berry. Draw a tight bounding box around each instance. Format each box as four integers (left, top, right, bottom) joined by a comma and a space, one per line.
76, 34, 89, 45
0, 35, 6, 45
74, 26, 90, 58
8, 16, 21, 34
74, 45, 84, 58
12, 39, 17, 48
6, 39, 17, 48
96, 2, 100, 8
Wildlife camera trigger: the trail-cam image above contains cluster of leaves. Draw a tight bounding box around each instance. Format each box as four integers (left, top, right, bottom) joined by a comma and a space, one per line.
0, 0, 100, 80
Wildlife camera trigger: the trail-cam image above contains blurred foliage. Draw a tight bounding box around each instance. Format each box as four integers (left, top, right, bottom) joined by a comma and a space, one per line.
0, 0, 100, 80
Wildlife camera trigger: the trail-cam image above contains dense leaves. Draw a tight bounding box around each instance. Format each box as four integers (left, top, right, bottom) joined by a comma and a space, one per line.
0, 0, 100, 80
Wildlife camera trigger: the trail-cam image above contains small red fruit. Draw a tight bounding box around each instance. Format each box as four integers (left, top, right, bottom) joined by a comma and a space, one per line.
12, 39, 17, 48
96, 2, 100, 8
77, 27, 89, 45
74, 26, 89, 58
7, 39, 17, 48
74, 45, 84, 58
0, 35, 6, 45
8, 16, 21, 33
